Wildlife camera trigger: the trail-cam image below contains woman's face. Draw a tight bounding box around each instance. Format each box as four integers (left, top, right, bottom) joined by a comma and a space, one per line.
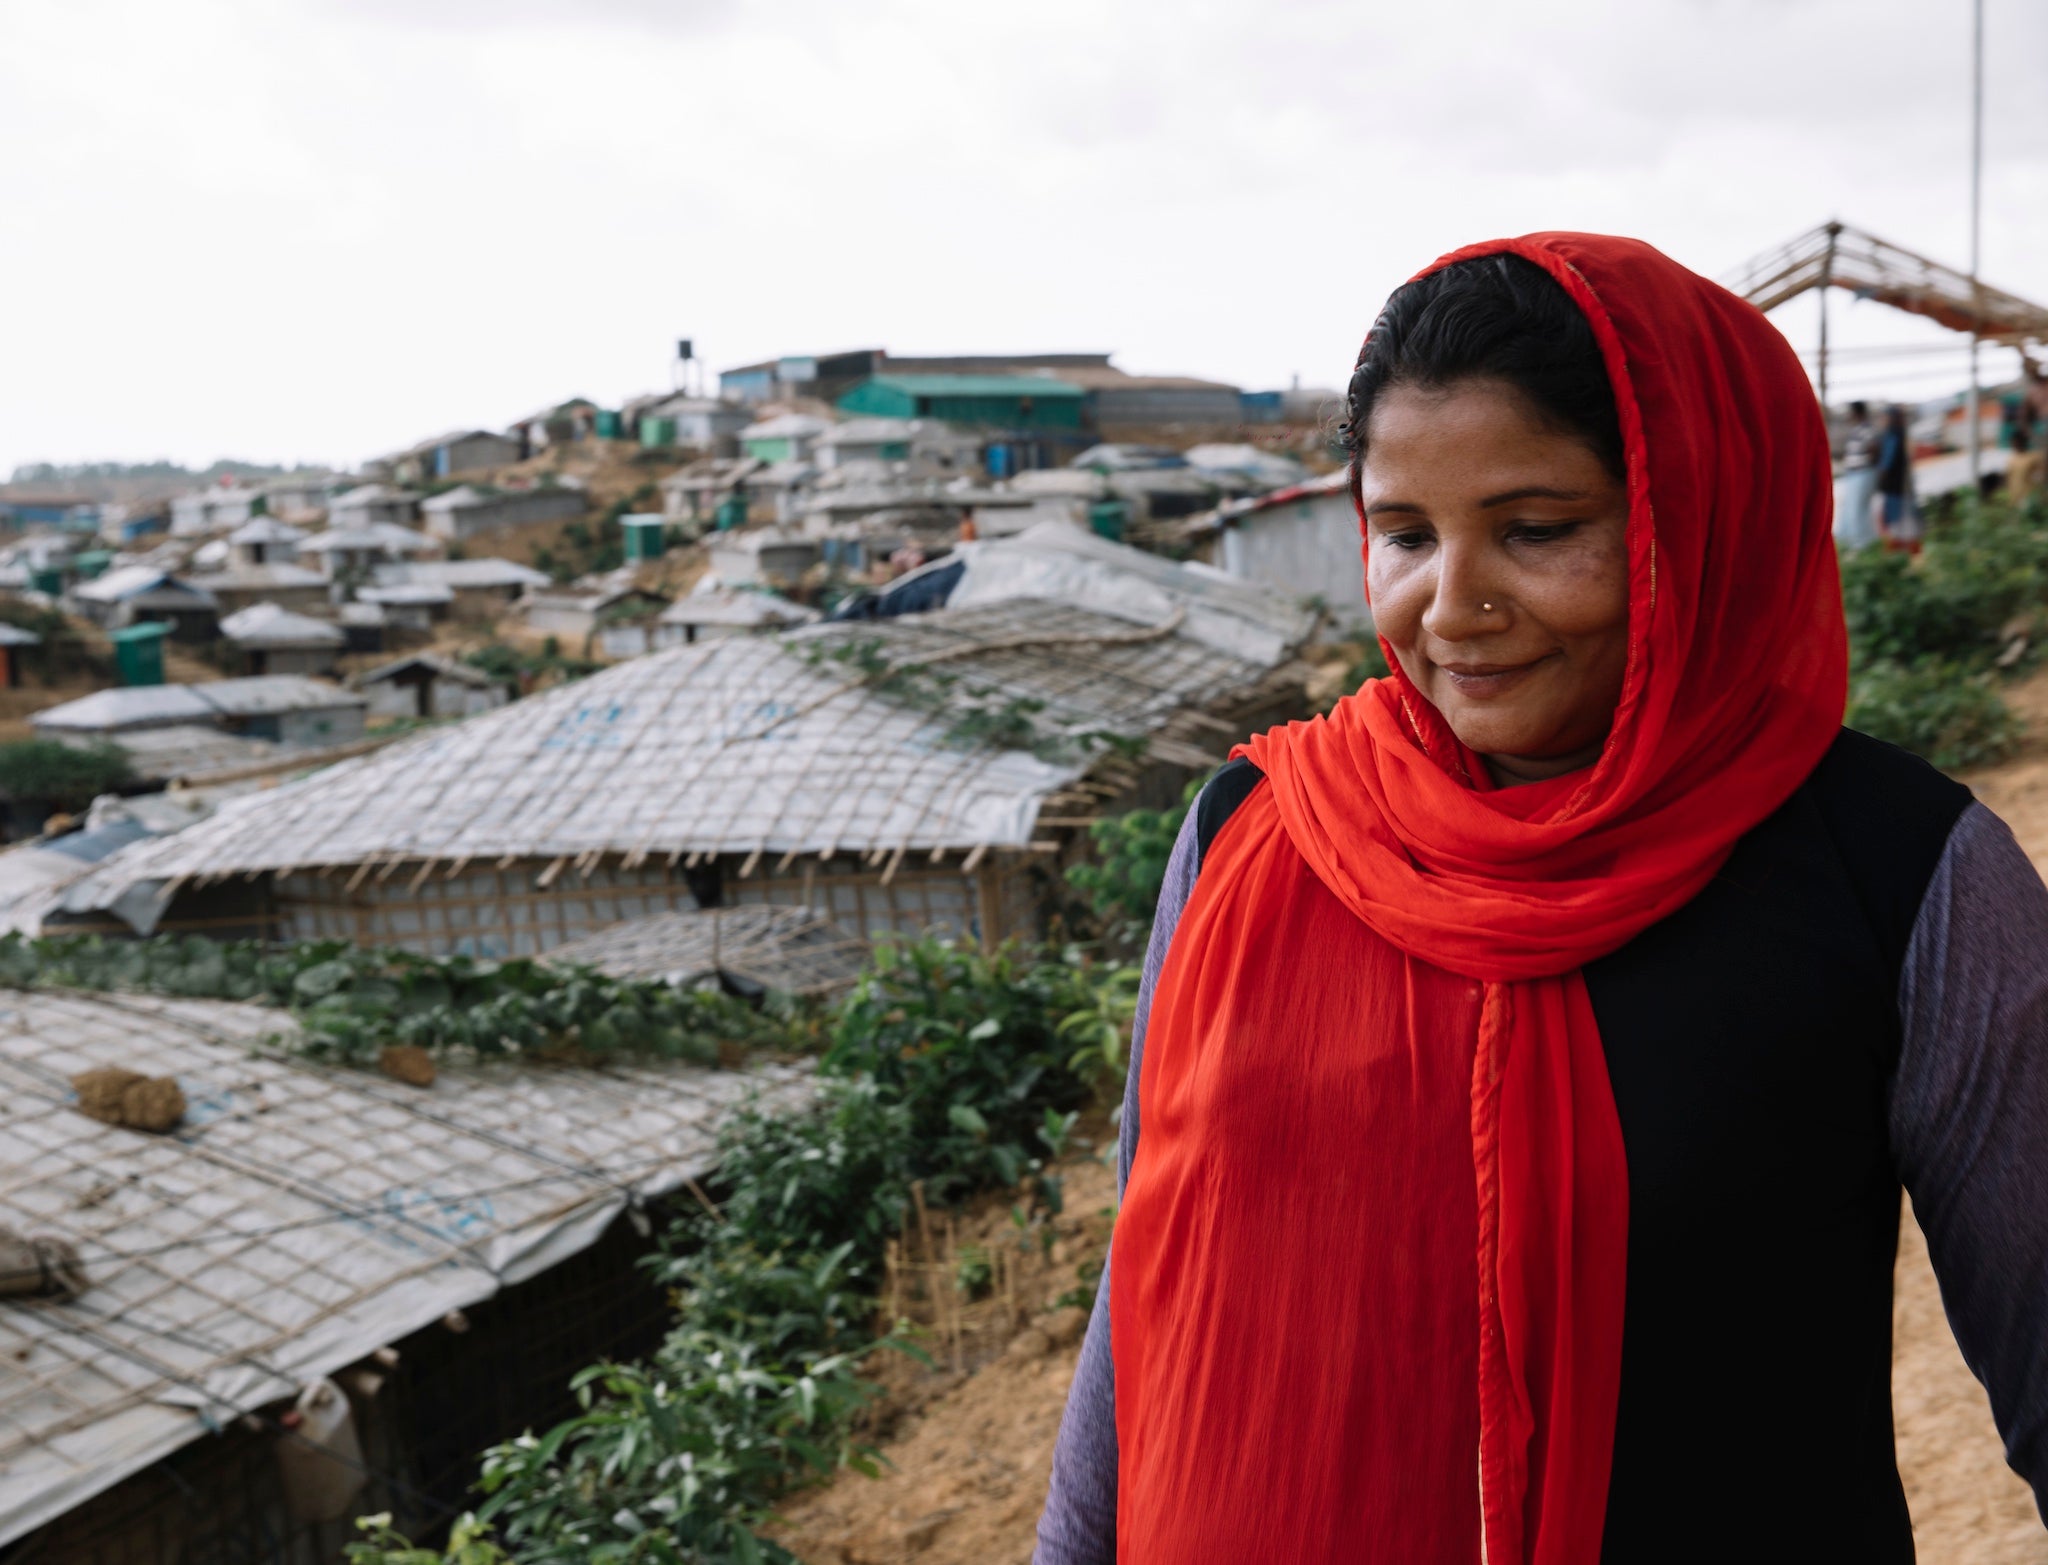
1361, 378, 1631, 786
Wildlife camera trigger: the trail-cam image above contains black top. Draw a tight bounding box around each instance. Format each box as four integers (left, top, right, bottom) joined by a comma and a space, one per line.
1195, 731, 1972, 1561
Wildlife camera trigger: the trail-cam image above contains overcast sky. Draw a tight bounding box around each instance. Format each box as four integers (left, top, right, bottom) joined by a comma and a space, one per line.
3, 0, 2042, 475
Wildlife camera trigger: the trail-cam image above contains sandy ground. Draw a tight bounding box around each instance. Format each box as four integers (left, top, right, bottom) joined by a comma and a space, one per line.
773, 682, 2048, 1563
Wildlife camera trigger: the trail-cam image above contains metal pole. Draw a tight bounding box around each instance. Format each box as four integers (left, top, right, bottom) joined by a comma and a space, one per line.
1968, 0, 1984, 485
1818, 225, 1837, 411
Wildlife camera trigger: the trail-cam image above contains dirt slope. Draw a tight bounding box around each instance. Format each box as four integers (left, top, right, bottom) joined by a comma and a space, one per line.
775, 687, 2048, 1563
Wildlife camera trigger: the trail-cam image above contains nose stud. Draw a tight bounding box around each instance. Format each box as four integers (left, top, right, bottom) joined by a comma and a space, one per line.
1481, 601, 1495, 612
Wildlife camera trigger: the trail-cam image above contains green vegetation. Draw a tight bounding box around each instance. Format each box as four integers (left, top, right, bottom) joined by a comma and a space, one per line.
1066, 779, 1197, 953
1842, 493, 2048, 768
431, 938, 1127, 1564
0, 599, 113, 686
463, 640, 601, 694
534, 484, 660, 582
0, 934, 794, 1067
794, 637, 1149, 766
5, 927, 1129, 1563
0, 739, 133, 815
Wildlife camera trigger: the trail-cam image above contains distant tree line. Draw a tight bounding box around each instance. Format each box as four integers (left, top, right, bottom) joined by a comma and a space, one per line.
9, 459, 331, 485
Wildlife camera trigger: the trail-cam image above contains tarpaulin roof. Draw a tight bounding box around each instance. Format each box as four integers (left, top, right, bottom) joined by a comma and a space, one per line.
0, 989, 807, 1545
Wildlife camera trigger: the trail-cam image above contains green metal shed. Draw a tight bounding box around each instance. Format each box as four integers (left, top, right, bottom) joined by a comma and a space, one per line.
836, 375, 1086, 430
110, 622, 170, 688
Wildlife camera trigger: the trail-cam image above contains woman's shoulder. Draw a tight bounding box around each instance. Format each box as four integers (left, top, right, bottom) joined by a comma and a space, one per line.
1802, 727, 1974, 858
1771, 727, 1977, 971
1192, 756, 1266, 868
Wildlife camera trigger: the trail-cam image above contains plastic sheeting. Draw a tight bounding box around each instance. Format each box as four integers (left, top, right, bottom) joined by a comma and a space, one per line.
0, 989, 808, 1545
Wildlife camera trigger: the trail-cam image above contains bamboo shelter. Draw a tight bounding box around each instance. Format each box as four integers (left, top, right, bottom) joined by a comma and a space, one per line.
59, 528, 1314, 955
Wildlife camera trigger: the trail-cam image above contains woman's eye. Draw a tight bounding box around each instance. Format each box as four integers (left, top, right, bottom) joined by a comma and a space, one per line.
1508, 521, 1580, 544
1383, 530, 1432, 551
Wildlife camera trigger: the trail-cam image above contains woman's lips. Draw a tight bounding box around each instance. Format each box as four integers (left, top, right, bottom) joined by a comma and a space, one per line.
1435, 657, 1548, 698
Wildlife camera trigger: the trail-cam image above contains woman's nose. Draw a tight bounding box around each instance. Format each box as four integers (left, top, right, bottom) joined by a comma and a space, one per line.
1421, 548, 1503, 643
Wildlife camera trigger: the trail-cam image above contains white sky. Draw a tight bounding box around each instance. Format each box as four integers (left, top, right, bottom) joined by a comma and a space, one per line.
3, 0, 2043, 475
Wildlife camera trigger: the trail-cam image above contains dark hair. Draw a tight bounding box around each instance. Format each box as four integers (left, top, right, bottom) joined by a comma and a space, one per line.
1849, 399, 1870, 418
1341, 252, 1625, 480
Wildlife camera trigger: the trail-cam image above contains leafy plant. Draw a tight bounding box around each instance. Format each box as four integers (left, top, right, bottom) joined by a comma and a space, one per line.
1847, 658, 2018, 771
793, 638, 1140, 764
0, 933, 792, 1067
1066, 782, 1196, 951
0, 739, 133, 813
347, 1513, 511, 1565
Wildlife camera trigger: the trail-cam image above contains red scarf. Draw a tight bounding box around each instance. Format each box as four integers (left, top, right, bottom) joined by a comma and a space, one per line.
1111, 233, 1846, 1562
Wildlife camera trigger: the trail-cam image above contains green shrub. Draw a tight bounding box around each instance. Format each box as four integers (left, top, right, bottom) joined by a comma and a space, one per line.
1066, 784, 1195, 951
1847, 658, 2019, 771
0, 739, 133, 813
0, 933, 790, 1066
467, 938, 1131, 1562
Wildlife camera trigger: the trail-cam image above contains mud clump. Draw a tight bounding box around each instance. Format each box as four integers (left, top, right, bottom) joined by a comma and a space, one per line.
70, 1068, 186, 1132
0, 1228, 87, 1300
377, 1045, 436, 1088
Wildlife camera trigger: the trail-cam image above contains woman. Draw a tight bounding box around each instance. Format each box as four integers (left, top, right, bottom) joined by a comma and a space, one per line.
1034, 234, 2048, 1563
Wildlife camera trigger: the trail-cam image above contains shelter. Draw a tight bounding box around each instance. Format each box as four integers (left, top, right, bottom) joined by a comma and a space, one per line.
508, 397, 599, 457
0, 988, 806, 1555
547, 905, 868, 998
1051, 367, 1243, 431
0, 793, 214, 933
353, 653, 511, 722
1157, 470, 1366, 633
58, 526, 1312, 953
814, 418, 981, 474
629, 395, 751, 450
183, 561, 330, 617
707, 527, 819, 592
356, 581, 455, 632
224, 516, 306, 567
169, 487, 261, 537
33, 676, 367, 750
660, 456, 764, 524
419, 484, 586, 542
218, 603, 346, 677
0, 621, 41, 688
838, 375, 1086, 431
739, 414, 830, 464
326, 486, 421, 531
655, 583, 817, 647
386, 429, 521, 485
519, 586, 671, 658
67, 566, 218, 639
300, 523, 439, 581
372, 558, 550, 618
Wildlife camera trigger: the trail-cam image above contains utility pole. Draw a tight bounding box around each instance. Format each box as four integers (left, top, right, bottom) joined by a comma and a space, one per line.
1968, 0, 1985, 485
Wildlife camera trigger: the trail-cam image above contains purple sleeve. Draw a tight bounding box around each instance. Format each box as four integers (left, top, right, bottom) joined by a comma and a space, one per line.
1894, 802, 2048, 1522
1034, 804, 1203, 1565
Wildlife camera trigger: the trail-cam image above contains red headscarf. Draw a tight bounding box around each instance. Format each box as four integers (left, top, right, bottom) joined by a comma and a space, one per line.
1111, 234, 1845, 1562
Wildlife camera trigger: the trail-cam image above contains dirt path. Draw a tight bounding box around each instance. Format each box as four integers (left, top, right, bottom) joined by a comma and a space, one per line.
776, 701, 2048, 1563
